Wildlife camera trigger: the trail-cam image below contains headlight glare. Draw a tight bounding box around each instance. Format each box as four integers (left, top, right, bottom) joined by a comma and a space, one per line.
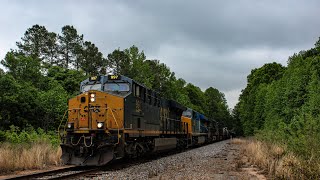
90, 94, 95, 98
67, 123, 73, 129
97, 122, 104, 129
90, 97, 95, 102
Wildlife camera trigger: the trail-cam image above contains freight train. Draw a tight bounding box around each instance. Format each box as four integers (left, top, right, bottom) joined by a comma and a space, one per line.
60, 75, 230, 166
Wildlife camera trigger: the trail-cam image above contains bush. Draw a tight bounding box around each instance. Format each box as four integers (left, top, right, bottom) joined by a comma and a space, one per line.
0, 131, 5, 142
1, 125, 60, 146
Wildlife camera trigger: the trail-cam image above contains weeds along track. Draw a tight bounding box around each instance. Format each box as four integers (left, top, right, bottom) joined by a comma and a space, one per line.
1, 151, 180, 180
1, 151, 183, 180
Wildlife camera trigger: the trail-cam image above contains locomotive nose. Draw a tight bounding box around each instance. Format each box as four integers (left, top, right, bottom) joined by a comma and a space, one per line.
87, 91, 108, 130
69, 91, 108, 130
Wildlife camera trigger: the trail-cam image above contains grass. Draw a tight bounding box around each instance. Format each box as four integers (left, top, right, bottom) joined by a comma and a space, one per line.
233, 138, 320, 179
0, 126, 62, 174
0, 142, 61, 174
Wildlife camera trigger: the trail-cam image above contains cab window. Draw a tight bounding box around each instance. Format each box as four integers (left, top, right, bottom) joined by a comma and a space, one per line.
82, 84, 101, 92
135, 85, 140, 97
104, 83, 130, 92
182, 110, 192, 118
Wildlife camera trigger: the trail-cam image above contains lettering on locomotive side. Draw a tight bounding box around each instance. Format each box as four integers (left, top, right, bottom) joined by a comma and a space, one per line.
108, 75, 120, 80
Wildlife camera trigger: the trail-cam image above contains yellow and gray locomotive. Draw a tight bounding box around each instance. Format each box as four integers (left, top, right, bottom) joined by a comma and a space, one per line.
60, 75, 229, 166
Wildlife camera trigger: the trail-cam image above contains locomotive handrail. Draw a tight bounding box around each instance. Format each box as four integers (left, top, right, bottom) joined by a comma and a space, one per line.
106, 107, 120, 145
58, 109, 69, 140
159, 116, 181, 122
71, 135, 82, 146
167, 117, 181, 122
58, 108, 81, 140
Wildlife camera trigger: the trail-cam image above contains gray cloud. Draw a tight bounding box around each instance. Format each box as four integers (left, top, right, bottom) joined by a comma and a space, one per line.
1, 0, 320, 108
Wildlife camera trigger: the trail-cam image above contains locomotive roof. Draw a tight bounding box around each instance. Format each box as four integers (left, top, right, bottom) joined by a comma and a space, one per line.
82, 75, 216, 122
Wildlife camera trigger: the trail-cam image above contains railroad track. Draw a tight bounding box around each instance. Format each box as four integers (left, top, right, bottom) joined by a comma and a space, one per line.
2, 166, 100, 180
2, 142, 226, 180
1, 152, 179, 180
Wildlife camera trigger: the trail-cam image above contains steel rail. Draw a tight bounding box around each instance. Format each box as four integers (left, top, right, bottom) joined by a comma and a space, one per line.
1, 166, 99, 180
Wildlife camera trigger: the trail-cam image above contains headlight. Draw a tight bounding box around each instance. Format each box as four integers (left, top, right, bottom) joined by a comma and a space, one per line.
97, 122, 104, 129
90, 94, 95, 102
67, 123, 73, 129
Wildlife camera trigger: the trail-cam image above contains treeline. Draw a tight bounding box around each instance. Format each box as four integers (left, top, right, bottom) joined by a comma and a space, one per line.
234, 37, 320, 176
0, 24, 235, 133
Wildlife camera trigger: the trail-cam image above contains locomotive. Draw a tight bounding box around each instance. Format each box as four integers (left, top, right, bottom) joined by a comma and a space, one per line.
60, 75, 229, 166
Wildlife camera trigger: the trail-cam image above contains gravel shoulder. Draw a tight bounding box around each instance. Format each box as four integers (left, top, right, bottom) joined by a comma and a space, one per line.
94, 140, 266, 180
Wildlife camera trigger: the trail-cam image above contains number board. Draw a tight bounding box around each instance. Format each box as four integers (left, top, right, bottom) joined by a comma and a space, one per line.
89, 76, 101, 81
108, 75, 121, 80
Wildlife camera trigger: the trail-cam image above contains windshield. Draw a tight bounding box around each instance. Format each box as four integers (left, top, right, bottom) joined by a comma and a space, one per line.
182, 110, 192, 118
82, 84, 101, 92
104, 83, 130, 92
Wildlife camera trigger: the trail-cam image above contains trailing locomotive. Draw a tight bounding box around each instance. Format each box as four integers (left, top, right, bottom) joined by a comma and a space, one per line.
60, 75, 229, 166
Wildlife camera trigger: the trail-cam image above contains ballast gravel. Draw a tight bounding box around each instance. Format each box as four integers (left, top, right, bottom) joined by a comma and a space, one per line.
89, 140, 233, 180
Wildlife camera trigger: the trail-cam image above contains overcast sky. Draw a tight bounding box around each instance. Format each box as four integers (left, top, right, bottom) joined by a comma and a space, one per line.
1, 0, 320, 109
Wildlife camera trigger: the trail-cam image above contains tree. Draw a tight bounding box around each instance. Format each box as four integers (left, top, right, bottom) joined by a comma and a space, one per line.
231, 104, 244, 136
184, 83, 206, 113
107, 49, 131, 75
0, 68, 4, 76
145, 60, 172, 93
43, 32, 59, 66
1, 51, 42, 84
234, 37, 320, 172
16, 24, 58, 62
171, 78, 192, 106
58, 25, 83, 69
47, 66, 87, 95
204, 87, 230, 127
80, 41, 105, 75
0, 74, 39, 129
37, 80, 68, 130
235, 62, 285, 135
123, 46, 154, 87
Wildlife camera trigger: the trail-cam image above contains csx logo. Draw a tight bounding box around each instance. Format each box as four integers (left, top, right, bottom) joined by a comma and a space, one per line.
110, 75, 118, 79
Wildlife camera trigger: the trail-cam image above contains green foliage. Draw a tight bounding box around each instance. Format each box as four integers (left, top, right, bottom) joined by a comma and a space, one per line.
37, 80, 68, 130
204, 87, 231, 127
0, 68, 4, 76
16, 24, 56, 60
80, 41, 105, 75
58, 25, 84, 69
235, 37, 320, 178
236, 62, 285, 135
170, 78, 192, 106
0, 74, 38, 129
1, 51, 42, 84
107, 49, 131, 75
0, 125, 60, 146
47, 66, 87, 95
184, 83, 206, 113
